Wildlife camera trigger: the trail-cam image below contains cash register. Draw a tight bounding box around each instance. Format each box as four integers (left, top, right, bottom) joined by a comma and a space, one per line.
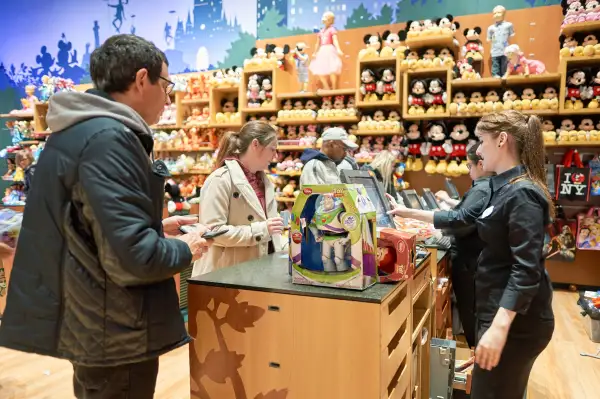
399, 189, 453, 250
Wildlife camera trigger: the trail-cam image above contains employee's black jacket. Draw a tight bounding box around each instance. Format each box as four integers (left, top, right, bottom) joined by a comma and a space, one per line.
435, 165, 554, 328
0, 90, 193, 366
438, 177, 491, 269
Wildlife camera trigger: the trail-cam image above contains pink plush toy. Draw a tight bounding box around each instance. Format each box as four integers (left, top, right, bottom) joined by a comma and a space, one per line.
586, 0, 600, 21
503, 44, 546, 78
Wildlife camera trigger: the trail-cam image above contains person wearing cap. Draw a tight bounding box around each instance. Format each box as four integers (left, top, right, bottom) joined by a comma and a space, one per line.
300, 127, 358, 187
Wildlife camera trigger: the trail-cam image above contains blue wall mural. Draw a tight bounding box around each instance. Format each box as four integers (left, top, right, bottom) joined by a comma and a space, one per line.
0, 0, 560, 98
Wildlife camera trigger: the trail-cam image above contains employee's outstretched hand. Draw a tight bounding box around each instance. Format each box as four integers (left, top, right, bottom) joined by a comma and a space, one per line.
385, 194, 411, 217
435, 190, 450, 203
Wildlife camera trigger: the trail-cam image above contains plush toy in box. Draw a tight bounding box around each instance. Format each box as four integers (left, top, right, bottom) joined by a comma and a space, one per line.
289, 184, 378, 290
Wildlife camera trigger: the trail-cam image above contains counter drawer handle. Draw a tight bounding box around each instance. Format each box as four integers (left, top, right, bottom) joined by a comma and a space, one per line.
269, 362, 281, 368
268, 305, 280, 312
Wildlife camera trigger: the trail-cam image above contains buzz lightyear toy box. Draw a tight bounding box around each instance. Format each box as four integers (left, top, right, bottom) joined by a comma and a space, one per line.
289, 184, 378, 291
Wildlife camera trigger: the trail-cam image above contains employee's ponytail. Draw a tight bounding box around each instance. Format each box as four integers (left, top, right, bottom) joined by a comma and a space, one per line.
214, 120, 278, 169
477, 111, 555, 219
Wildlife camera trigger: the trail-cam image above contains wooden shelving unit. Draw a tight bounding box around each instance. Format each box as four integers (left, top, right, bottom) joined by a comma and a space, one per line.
355, 56, 401, 108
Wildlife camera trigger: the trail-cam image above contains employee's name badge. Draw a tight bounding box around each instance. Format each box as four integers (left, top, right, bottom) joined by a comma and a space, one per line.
480, 205, 494, 219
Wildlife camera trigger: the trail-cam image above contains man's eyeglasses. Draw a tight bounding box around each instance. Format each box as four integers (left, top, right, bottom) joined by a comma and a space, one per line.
159, 76, 175, 95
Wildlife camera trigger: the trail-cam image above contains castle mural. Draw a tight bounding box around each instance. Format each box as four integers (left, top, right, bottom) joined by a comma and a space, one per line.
0, 0, 560, 98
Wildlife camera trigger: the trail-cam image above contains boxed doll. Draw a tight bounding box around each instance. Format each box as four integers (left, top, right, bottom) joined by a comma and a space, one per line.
289, 184, 378, 290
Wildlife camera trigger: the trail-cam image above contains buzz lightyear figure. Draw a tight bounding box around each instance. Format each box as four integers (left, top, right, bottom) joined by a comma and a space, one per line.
309, 194, 350, 272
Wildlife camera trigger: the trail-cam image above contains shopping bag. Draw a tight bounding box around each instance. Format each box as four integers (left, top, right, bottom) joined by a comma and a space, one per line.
589, 155, 600, 196
576, 207, 600, 250
542, 206, 577, 262
556, 149, 591, 201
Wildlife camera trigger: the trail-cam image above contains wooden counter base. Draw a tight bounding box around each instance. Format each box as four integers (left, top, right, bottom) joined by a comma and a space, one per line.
187, 255, 435, 399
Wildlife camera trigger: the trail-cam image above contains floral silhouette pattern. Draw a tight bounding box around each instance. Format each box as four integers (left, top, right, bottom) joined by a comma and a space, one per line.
189, 288, 289, 399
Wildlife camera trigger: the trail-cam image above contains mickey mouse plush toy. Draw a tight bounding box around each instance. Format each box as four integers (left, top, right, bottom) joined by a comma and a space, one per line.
565, 69, 587, 110
165, 179, 191, 216
462, 27, 484, 60
423, 121, 450, 174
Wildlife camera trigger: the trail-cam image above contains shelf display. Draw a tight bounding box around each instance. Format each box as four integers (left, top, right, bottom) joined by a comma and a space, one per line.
156, 104, 178, 126
357, 110, 402, 133
184, 75, 210, 100
277, 98, 318, 121
407, 77, 448, 115
246, 73, 273, 108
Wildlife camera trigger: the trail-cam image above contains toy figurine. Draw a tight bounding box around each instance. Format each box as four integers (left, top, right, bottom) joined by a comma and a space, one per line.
565, 69, 586, 109
247, 74, 262, 108
360, 69, 378, 102
408, 79, 426, 114
308, 194, 351, 272
293, 42, 310, 92
165, 179, 191, 216
503, 44, 546, 78
309, 11, 344, 90
487, 5, 514, 78
462, 27, 484, 60
404, 122, 425, 171
377, 68, 396, 101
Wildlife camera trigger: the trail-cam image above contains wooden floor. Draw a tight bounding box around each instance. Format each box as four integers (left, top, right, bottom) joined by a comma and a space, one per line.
0, 290, 598, 398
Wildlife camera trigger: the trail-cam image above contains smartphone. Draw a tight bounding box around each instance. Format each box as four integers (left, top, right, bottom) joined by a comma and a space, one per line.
202, 229, 229, 239
280, 210, 291, 228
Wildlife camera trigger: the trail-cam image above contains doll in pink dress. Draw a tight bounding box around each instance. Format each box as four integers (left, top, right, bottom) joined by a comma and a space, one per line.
503, 44, 546, 78
310, 11, 344, 90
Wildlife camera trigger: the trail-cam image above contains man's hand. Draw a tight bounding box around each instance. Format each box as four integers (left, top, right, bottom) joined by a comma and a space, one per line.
162, 215, 203, 237
175, 233, 211, 262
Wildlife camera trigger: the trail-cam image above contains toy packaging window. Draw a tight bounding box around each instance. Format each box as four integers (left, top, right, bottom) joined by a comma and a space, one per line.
289, 184, 378, 291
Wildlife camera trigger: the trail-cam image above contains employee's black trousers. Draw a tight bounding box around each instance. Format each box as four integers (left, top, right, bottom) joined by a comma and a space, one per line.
470, 319, 554, 399
451, 256, 477, 348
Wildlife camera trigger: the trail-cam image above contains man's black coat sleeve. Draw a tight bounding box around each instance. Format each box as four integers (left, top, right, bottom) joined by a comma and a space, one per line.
78, 128, 192, 286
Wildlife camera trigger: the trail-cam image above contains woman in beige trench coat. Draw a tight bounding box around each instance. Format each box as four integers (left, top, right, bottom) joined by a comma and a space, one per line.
193, 121, 284, 276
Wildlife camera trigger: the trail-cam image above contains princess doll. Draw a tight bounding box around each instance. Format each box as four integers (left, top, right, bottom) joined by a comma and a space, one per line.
503, 44, 546, 78
310, 11, 344, 90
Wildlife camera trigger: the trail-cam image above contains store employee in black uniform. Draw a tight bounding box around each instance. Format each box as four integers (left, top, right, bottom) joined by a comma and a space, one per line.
389, 110, 554, 399
387, 142, 493, 348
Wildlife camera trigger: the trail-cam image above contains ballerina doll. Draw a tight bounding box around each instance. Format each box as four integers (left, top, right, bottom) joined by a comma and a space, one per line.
310, 11, 344, 90
502, 44, 546, 78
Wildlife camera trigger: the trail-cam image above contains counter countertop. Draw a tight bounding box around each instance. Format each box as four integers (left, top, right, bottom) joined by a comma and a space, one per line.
188, 250, 447, 304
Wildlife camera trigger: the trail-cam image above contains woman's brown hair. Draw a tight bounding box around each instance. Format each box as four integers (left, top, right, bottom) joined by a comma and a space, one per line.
476, 110, 555, 218
215, 120, 278, 169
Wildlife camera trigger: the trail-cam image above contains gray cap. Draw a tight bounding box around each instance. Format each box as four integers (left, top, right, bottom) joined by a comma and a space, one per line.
321, 127, 358, 149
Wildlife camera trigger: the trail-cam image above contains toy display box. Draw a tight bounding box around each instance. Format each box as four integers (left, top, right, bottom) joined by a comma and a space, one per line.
289, 184, 378, 291
376, 229, 416, 283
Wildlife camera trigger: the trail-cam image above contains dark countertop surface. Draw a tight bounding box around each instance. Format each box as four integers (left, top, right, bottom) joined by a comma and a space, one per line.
188, 250, 447, 304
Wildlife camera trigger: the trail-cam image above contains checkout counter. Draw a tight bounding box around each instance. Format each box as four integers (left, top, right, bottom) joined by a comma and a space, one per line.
187, 247, 452, 399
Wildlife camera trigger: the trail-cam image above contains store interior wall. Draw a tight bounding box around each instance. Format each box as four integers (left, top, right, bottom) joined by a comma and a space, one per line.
0, 0, 560, 189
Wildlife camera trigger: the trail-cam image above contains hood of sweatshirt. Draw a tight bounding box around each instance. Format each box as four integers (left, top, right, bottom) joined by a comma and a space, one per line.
46, 90, 154, 151
300, 148, 332, 164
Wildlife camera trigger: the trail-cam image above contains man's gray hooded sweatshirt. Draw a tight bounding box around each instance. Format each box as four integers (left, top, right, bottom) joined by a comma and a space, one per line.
0, 89, 193, 367
300, 149, 342, 187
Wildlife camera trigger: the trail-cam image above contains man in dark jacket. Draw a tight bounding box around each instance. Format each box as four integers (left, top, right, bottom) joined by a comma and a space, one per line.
0, 34, 210, 398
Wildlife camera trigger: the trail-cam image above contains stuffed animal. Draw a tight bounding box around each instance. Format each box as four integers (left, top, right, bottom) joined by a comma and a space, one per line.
408, 79, 427, 114
542, 119, 557, 145
165, 179, 191, 216
586, 68, 600, 108
380, 30, 407, 57
359, 33, 382, 60
468, 91, 485, 115
558, 118, 578, 142
540, 87, 560, 110
404, 20, 423, 39
447, 122, 475, 175
565, 69, 587, 109
246, 74, 262, 108
520, 87, 538, 110
404, 122, 425, 171
424, 78, 447, 114
449, 91, 468, 115
503, 89, 518, 110
485, 90, 504, 112
401, 49, 421, 70
423, 121, 450, 174
454, 57, 480, 80
462, 27, 484, 60
377, 68, 397, 101
360, 69, 378, 102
